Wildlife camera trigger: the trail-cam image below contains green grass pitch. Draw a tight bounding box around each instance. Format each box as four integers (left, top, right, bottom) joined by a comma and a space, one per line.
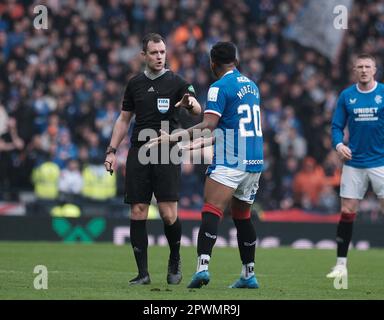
0, 242, 383, 300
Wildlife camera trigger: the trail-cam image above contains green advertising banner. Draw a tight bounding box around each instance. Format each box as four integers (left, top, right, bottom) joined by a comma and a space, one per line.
1, 216, 384, 248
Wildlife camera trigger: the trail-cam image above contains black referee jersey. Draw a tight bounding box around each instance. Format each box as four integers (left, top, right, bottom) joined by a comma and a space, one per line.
122, 70, 196, 146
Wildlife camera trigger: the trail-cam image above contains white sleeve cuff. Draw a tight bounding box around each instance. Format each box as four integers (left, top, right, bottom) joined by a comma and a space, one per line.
204, 110, 222, 117
335, 143, 343, 151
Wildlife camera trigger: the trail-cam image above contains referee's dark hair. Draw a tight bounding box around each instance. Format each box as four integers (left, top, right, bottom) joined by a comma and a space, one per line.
142, 33, 165, 52
210, 41, 238, 66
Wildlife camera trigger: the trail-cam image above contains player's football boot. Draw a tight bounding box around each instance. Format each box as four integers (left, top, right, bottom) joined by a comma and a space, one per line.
326, 265, 348, 278
229, 275, 259, 289
167, 259, 182, 285
187, 270, 210, 288
129, 274, 151, 285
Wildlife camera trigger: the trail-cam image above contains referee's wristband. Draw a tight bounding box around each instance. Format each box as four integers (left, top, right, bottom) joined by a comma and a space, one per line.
105, 146, 117, 155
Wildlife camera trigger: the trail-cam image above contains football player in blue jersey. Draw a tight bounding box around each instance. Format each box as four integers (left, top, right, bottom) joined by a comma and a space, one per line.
147, 42, 263, 289
327, 54, 384, 279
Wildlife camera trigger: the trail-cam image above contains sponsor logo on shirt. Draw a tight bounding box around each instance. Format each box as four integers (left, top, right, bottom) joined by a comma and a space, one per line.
208, 87, 219, 102
353, 107, 379, 121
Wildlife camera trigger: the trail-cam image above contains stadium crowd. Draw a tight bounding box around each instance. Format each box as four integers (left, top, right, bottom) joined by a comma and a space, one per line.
0, 0, 383, 219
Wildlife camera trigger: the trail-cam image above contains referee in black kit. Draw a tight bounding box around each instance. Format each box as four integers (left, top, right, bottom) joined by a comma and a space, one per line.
104, 33, 201, 285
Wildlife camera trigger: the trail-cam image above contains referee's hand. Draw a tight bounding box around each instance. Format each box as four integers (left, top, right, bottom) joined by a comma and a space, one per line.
175, 93, 194, 109
104, 153, 116, 175
336, 144, 352, 161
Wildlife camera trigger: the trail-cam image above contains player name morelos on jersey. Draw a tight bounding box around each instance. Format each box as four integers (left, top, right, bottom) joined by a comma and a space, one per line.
205, 69, 264, 173
332, 81, 384, 168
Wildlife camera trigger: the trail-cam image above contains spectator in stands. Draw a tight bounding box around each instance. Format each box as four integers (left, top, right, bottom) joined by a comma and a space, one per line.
276, 127, 307, 160
317, 185, 339, 214
0, 115, 25, 200
293, 157, 327, 210
95, 100, 119, 144
53, 129, 78, 169
279, 156, 299, 210
0, 0, 383, 219
179, 163, 204, 210
58, 159, 83, 198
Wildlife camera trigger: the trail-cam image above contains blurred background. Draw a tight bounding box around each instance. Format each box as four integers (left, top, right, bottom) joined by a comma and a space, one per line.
0, 0, 383, 226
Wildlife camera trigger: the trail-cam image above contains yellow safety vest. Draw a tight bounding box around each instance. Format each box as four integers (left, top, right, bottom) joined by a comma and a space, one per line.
32, 162, 60, 199
81, 165, 116, 200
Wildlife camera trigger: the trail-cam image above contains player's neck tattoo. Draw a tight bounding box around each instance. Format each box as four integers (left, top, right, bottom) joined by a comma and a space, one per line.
144, 68, 168, 80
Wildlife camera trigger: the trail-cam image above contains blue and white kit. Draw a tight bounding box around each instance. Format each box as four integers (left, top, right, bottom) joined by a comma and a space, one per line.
204, 69, 264, 203
332, 81, 384, 199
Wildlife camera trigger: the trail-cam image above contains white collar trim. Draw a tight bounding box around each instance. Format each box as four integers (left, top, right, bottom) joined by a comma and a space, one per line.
356, 81, 377, 93
222, 70, 234, 77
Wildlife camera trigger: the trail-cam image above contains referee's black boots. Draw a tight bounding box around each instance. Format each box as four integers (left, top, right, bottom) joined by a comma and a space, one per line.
129, 274, 151, 285
167, 259, 182, 285
128, 260, 182, 285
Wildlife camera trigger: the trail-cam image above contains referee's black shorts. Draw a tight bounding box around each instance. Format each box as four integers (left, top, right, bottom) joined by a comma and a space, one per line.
124, 146, 181, 204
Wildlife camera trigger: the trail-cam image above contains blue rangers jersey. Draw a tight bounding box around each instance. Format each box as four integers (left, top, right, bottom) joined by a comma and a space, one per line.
205, 68, 264, 173
332, 81, 384, 168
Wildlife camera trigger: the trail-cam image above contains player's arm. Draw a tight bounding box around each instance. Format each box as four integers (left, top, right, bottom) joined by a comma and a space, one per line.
175, 113, 219, 140
180, 136, 215, 151
147, 113, 219, 148
104, 110, 133, 174
146, 86, 222, 147
331, 92, 352, 160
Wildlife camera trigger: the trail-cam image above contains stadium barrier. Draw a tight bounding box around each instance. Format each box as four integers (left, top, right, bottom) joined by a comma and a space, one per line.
0, 216, 382, 248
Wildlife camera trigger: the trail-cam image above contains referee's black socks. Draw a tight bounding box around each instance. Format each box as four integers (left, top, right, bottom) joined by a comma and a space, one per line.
164, 217, 181, 262
130, 219, 149, 277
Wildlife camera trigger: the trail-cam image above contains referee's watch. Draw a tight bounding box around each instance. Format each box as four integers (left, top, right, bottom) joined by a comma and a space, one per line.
105, 146, 117, 155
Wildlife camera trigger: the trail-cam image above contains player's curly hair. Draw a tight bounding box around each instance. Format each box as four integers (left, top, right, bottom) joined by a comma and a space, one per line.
210, 42, 238, 65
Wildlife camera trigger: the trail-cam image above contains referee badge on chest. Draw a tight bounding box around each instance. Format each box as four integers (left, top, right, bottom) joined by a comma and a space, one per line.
157, 98, 170, 113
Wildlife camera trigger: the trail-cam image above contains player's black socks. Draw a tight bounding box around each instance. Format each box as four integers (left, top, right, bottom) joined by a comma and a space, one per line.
336, 220, 354, 257
130, 219, 149, 277
164, 217, 181, 262
233, 218, 257, 264
197, 212, 220, 256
